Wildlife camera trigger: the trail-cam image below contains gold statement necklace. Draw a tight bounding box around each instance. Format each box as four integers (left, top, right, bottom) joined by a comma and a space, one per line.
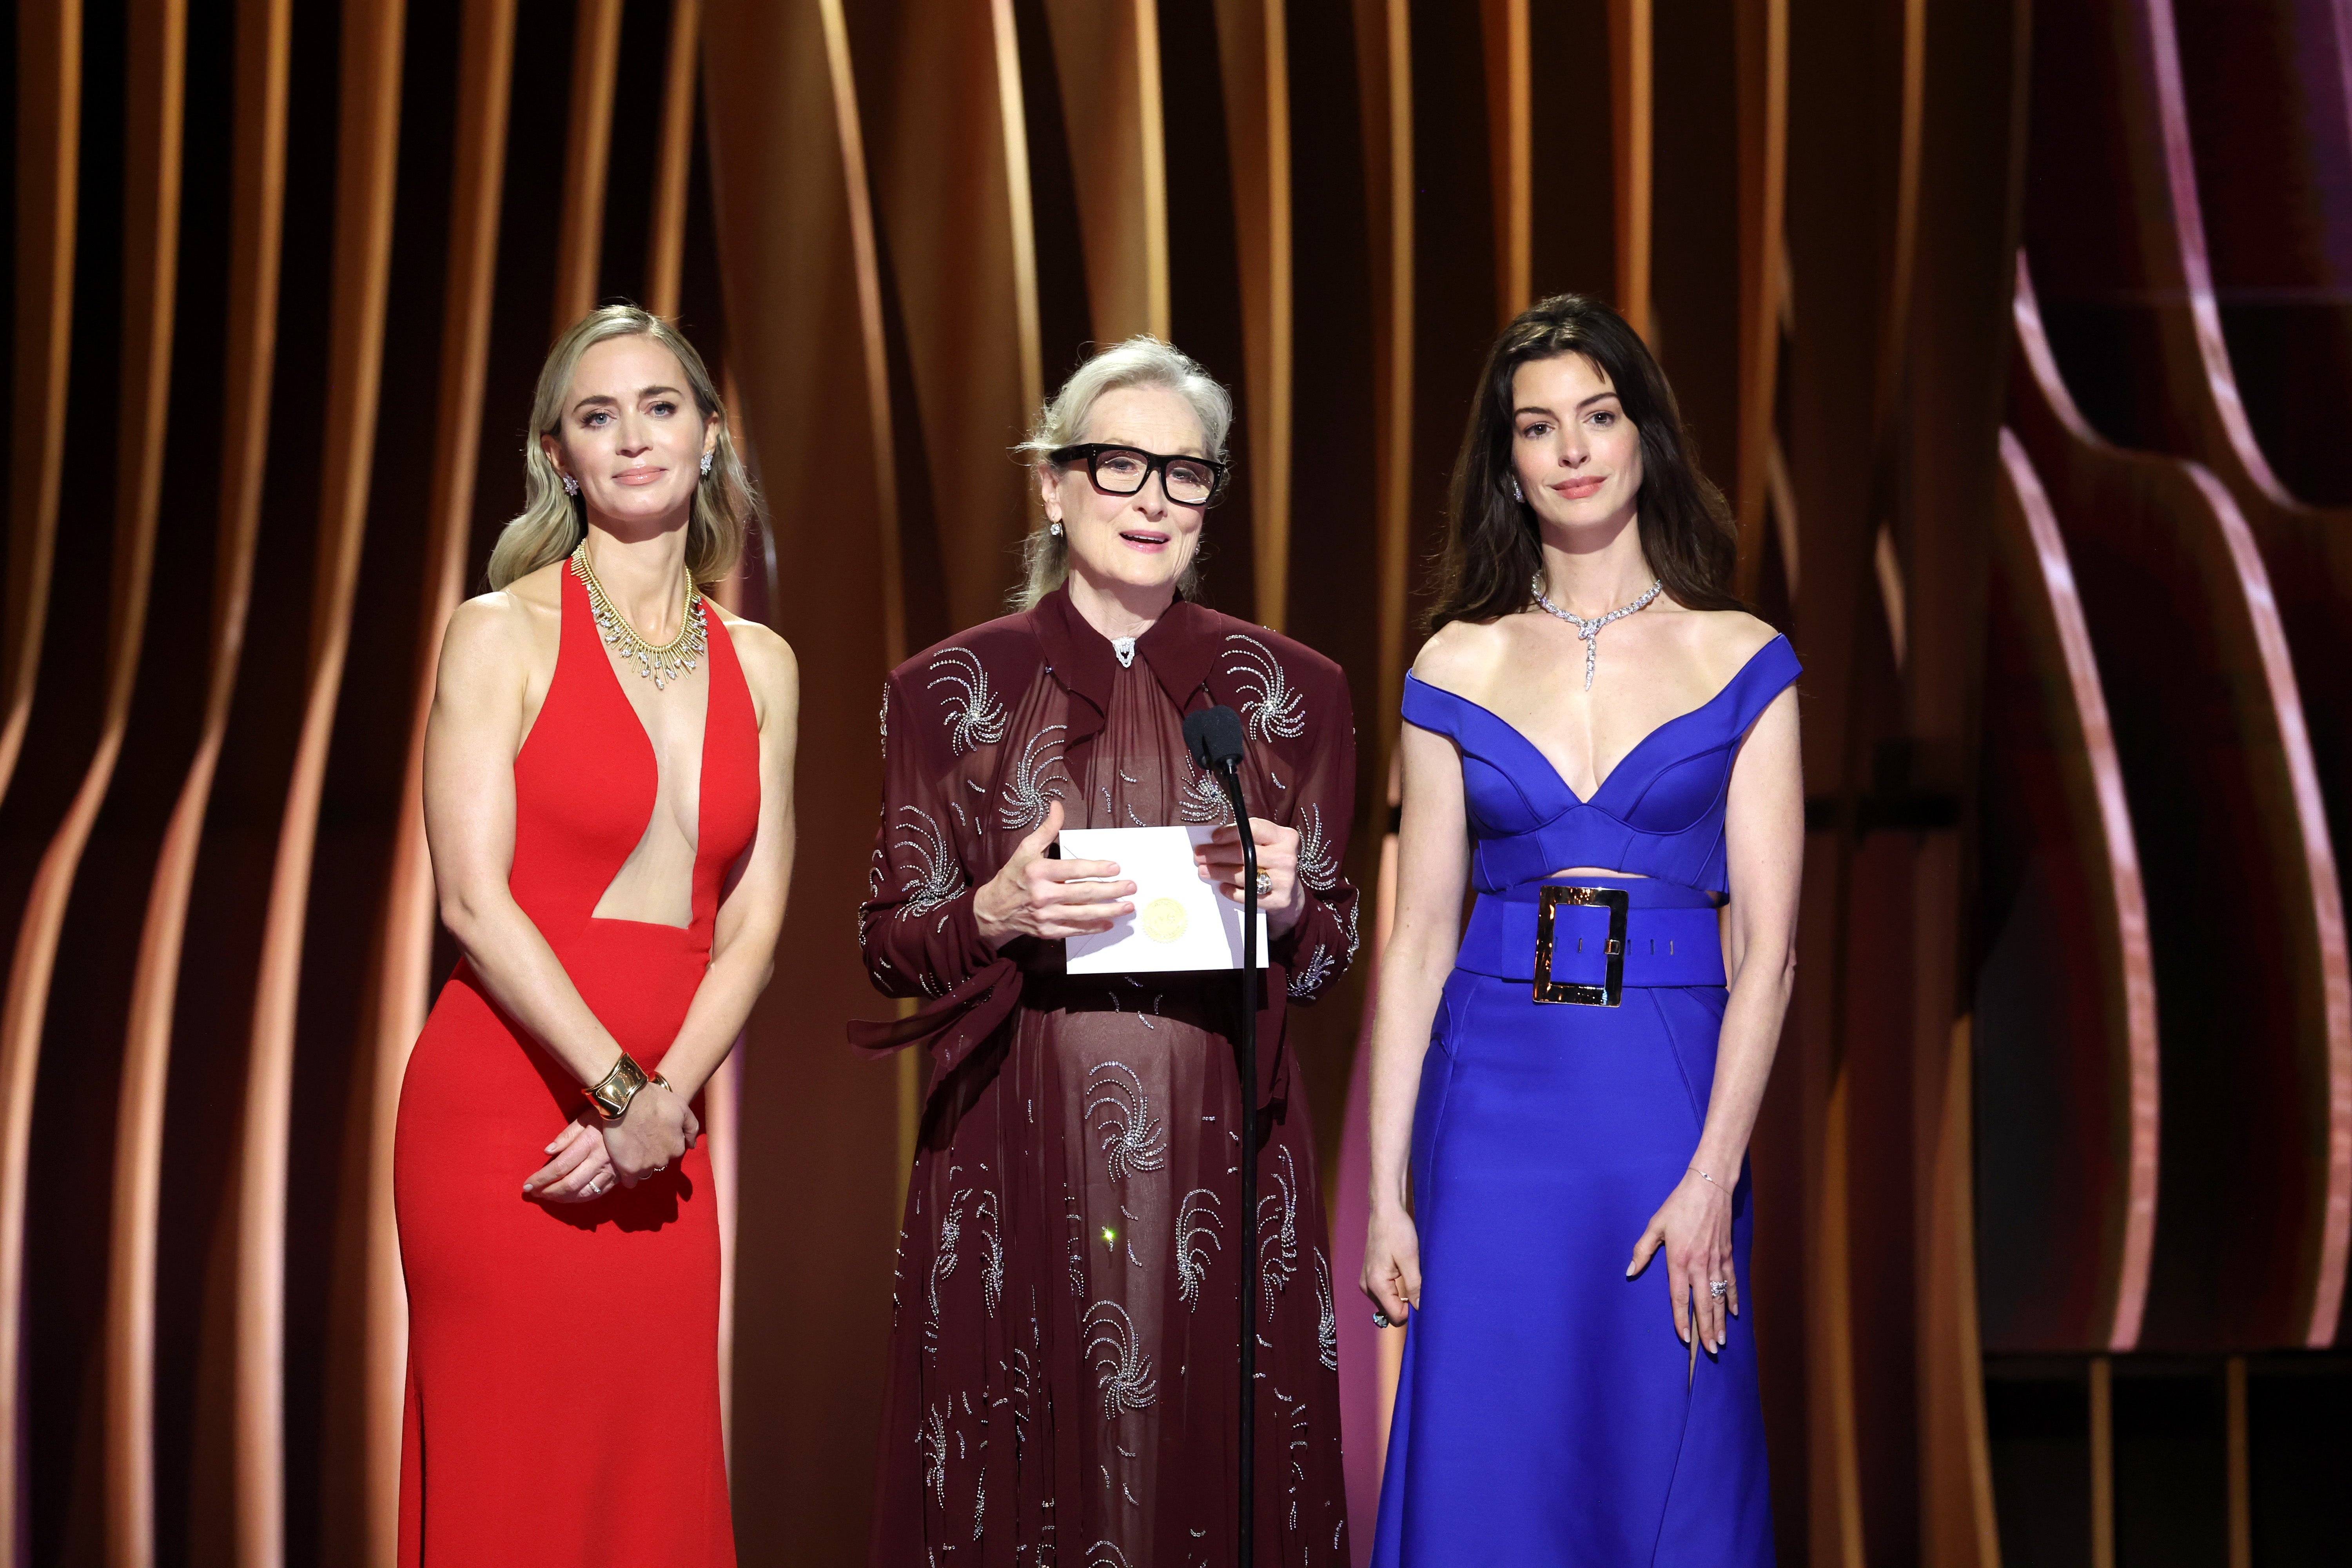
571, 539, 708, 691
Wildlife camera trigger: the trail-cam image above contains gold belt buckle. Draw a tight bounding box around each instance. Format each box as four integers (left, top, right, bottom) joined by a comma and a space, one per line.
1534, 885, 1629, 1007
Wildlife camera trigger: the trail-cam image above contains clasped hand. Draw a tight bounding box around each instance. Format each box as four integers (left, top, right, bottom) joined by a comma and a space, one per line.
522, 1076, 700, 1203
976, 799, 1310, 949
1194, 815, 1305, 937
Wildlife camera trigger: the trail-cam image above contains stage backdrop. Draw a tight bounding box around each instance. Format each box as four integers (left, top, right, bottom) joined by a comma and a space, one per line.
3, 2, 2349, 1566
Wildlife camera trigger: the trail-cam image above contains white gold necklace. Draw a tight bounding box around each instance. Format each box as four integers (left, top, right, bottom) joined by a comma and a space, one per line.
573, 540, 708, 690
1530, 573, 1662, 690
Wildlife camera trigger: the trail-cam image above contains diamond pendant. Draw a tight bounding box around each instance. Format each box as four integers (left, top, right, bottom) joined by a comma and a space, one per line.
1112, 636, 1137, 668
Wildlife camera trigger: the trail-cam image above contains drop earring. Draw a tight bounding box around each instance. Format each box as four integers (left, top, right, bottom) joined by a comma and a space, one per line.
1511, 475, 1524, 503
1049, 520, 1064, 537
561, 473, 579, 497
700, 450, 713, 477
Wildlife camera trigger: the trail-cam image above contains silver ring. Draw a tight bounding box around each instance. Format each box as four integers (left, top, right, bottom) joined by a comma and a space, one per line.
1708, 1280, 1727, 1300
1371, 1308, 1392, 1328
1254, 870, 1273, 900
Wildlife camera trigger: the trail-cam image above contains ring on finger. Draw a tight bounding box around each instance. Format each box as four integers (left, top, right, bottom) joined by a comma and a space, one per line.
1254, 869, 1273, 900
1708, 1279, 1728, 1300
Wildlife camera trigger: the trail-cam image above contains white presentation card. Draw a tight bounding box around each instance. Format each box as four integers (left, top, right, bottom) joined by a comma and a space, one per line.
1059, 825, 1271, 975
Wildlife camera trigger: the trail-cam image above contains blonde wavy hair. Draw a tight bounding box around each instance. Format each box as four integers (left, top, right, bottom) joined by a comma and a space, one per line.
486, 304, 759, 592
1012, 335, 1234, 610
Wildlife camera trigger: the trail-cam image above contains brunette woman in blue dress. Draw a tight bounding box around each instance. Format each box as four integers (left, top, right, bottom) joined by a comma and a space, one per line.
1361, 294, 1801, 1564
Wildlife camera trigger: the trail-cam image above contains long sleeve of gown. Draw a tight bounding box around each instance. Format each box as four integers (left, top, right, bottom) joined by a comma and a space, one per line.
1266, 665, 1361, 1005
859, 671, 996, 1001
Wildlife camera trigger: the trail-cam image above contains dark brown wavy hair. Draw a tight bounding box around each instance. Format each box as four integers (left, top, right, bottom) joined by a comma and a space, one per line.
1425, 292, 1741, 633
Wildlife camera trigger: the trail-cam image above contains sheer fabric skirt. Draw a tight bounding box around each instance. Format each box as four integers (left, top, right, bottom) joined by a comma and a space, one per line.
872, 982, 1350, 1567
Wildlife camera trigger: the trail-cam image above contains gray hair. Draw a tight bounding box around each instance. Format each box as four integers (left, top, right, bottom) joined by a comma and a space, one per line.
1013, 336, 1234, 610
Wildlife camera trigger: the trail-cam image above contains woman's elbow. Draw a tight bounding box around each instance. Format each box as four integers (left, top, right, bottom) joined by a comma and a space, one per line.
437, 885, 498, 952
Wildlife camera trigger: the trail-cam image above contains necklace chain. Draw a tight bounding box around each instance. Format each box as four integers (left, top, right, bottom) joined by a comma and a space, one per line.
572, 540, 708, 691
1530, 573, 1663, 690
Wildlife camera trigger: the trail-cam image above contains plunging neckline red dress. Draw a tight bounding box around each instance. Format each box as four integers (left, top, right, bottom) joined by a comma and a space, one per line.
395, 561, 760, 1565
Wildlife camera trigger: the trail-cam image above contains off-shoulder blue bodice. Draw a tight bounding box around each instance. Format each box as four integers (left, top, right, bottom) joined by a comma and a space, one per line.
1401, 635, 1800, 897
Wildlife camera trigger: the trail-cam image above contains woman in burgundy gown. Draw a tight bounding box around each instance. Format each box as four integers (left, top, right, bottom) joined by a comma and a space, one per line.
399, 306, 797, 1564
857, 338, 1360, 1566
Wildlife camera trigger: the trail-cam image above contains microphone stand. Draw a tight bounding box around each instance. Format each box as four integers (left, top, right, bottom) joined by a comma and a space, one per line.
1210, 759, 1260, 1568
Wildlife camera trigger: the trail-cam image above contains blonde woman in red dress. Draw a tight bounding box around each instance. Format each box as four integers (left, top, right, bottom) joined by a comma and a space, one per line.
398, 306, 796, 1564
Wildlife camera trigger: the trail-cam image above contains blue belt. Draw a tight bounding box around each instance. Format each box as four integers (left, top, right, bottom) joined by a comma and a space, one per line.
1455, 879, 1725, 1005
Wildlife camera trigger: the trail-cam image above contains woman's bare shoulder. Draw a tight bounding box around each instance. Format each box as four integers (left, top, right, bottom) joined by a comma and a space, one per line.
718, 610, 799, 709
1670, 606, 1783, 685
441, 584, 541, 666
1410, 617, 1514, 693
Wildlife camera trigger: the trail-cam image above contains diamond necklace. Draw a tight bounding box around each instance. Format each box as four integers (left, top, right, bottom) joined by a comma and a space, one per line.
1530, 572, 1663, 690
572, 540, 708, 691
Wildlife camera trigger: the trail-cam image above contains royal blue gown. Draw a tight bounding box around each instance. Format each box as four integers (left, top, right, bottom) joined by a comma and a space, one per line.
1369, 635, 1799, 1567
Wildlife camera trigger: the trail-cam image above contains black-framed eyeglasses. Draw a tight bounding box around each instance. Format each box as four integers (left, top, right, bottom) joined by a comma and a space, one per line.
1049, 443, 1230, 507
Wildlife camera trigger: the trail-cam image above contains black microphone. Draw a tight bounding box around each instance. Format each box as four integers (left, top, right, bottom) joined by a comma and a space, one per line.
1183, 704, 1246, 772
1184, 702, 1259, 1566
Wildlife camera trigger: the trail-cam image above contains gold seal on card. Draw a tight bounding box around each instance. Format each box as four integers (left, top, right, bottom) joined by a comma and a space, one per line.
1141, 897, 1188, 943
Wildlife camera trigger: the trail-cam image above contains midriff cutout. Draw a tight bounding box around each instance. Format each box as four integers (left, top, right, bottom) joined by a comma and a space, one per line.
591, 651, 710, 930
1547, 868, 1728, 909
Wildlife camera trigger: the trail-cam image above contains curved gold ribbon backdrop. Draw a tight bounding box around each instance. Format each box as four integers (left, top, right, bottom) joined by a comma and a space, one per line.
4, 0, 2349, 1564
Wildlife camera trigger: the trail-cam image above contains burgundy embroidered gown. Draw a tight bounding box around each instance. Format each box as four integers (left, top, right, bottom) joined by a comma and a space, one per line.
857, 588, 1361, 1567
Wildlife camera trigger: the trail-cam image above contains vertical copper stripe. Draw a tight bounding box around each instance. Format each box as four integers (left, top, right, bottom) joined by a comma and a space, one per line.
1921, 1020, 2002, 1568
555, 0, 624, 332
646, 0, 703, 319
804, 0, 922, 1195
849, 0, 1044, 634
356, 4, 515, 1562
1607, 0, 1651, 339
0, 0, 80, 808
1213, 0, 1293, 627
992, 0, 1044, 419
1873, 0, 1926, 440
1479, 0, 1528, 320
1810, 1065, 1867, 1568
1730, 0, 1786, 600
2, 5, 182, 1559
2225, 1356, 2251, 1568
234, 4, 405, 1563
1134, 0, 1169, 340
1358, 0, 1413, 805
1042, 0, 1171, 341
700, 6, 907, 1548
816, 0, 898, 664
2088, 1357, 2115, 1568
104, 0, 290, 1550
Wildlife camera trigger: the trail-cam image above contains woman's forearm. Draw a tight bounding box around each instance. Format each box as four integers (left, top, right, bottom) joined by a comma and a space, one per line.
646, 926, 778, 1101
1366, 938, 1452, 1213
1690, 938, 1795, 1176
445, 892, 624, 1087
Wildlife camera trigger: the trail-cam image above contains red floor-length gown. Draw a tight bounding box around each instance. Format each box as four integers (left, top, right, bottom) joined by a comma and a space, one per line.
396, 560, 758, 1566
